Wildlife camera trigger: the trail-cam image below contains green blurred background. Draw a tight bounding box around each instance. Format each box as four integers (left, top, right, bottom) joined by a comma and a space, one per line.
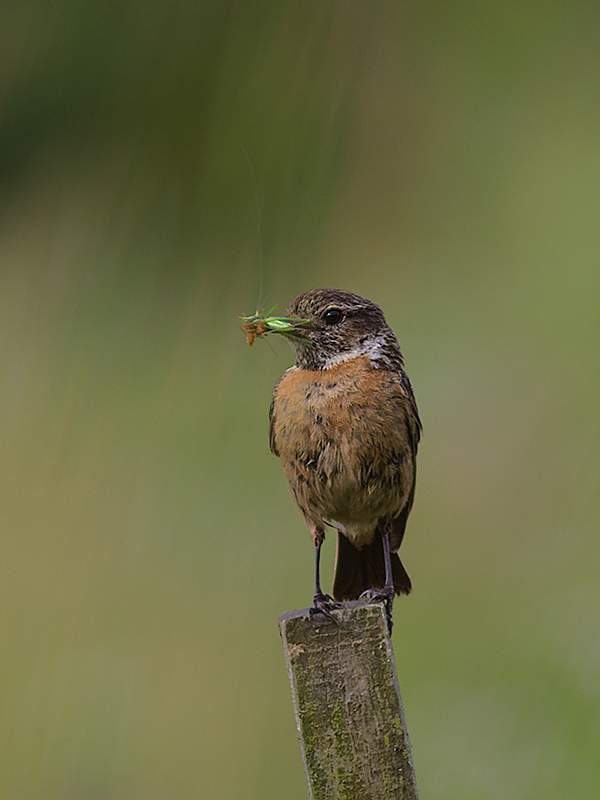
2, 2, 600, 798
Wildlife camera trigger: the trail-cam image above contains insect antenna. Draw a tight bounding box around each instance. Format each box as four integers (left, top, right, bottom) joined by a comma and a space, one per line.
240, 144, 265, 315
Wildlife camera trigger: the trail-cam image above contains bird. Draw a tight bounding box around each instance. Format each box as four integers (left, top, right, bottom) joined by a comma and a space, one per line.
268, 288, 421, 624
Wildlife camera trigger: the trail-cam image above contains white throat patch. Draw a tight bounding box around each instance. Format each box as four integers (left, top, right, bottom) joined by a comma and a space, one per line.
321, 333, 388, 369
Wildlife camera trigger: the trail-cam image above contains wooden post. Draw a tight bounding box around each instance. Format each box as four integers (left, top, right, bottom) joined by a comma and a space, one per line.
279, 600, 418, 800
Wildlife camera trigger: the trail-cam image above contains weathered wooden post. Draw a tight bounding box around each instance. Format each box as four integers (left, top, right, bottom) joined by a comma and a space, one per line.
279, 599, 418, 800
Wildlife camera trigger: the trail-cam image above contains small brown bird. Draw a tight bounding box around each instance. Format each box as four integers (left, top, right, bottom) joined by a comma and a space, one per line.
268, 289, 421, 622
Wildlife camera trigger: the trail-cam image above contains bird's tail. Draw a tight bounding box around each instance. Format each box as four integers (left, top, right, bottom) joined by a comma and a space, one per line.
332, 528, 412, 601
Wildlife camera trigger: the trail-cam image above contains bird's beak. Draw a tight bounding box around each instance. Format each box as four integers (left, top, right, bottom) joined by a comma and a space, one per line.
239, 312, 312, 346
265, 315, 313, 341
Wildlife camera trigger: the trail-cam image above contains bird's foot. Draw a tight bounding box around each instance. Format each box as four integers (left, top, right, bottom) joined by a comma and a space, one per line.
309, 592, 341, 624
360, 585, 394, 603
359, 586, 395, 632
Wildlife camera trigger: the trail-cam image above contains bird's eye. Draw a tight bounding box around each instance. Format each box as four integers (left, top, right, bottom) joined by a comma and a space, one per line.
323, 308, 344, 325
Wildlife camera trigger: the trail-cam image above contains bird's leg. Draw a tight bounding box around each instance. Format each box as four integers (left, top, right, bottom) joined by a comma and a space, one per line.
381, 523, 396, 631
309, 525, 339, 622
382, 522, 395, 597
314, 537, 325, 599
361, 522, 395, 632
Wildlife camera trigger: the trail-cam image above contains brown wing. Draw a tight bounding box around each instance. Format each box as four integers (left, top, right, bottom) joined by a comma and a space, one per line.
268, 378, 281, 457
399, 368, 422, 445
389, 367, 421, 553
389, 473, 416, 552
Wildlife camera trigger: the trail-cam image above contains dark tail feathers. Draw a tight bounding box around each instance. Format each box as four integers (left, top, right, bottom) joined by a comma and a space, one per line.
332, 528, 412, 601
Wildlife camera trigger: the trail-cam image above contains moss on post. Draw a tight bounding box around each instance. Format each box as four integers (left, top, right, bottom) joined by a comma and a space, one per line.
279, 600, 418, 800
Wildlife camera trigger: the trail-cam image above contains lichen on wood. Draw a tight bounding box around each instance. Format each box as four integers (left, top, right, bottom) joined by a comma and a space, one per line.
279, 600, 418, 800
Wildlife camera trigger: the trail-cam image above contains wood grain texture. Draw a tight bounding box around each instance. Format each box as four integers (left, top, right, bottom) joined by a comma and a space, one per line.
279, 601, 418, 800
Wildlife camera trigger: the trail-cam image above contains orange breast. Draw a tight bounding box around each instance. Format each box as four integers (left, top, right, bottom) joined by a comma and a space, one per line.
271, 356, 416, 545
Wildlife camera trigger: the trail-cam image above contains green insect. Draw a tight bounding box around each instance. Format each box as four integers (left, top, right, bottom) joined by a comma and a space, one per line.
239, 309, 311, 347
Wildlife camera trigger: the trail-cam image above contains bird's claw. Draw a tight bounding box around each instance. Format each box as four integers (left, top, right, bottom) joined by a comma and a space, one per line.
359, 586, 395, 632
309, 593, 341, 624
360, 586, 395, 603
